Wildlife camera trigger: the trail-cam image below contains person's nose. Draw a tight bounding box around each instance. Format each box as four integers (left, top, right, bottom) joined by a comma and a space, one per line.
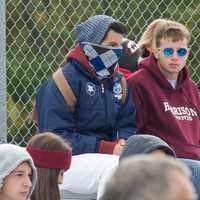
24, 176, 32, 188
171, 51, 179, 60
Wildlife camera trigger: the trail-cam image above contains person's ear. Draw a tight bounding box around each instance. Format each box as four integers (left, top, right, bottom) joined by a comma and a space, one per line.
187, 48, 190, 58
153, 48, 159, 59
147, 47, 154, 53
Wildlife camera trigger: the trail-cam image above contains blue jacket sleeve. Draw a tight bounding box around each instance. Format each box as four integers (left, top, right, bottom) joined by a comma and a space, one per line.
36, 79, 100, 155
116, 88, 137, 139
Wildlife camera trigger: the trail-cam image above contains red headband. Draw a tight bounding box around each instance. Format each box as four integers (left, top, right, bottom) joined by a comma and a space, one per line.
26, 147, 71, 170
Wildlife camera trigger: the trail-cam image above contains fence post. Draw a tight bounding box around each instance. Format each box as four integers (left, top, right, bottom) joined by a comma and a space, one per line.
0, 0, 7, 143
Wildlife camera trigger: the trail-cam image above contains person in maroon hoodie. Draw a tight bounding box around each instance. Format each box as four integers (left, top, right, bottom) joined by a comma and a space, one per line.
128, 20, 200, 160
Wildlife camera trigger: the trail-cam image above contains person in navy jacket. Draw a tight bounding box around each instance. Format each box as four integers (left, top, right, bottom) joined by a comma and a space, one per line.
35, 15, 137, 155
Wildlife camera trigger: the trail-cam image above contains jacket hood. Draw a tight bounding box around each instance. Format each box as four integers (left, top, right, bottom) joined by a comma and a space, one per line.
0, 144, 37, 199
119, 134, 176, 161
141, 54, 190, 90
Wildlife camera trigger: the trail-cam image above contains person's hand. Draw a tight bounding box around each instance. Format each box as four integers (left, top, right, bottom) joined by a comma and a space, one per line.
113, 139, 126, 155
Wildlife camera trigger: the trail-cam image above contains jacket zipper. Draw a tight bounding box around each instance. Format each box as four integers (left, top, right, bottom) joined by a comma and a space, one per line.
100, 82, 108, 128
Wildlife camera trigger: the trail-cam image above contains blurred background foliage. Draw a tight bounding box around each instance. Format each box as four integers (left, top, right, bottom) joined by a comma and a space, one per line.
6, 0, 200, 145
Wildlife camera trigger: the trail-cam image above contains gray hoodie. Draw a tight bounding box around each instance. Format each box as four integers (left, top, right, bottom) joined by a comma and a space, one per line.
0, 143, 37, 199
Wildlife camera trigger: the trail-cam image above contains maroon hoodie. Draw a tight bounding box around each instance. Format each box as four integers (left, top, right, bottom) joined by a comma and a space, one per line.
128, 54, 200, 160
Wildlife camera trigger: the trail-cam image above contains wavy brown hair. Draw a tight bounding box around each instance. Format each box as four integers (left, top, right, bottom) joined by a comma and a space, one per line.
138, 19, 175, 57
27, 132, 71, 200
138, 19, 190, 58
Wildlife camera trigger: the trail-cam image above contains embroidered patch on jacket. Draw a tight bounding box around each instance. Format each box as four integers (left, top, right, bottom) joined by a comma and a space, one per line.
86, 82, 96, 96
113, 82, 122, 100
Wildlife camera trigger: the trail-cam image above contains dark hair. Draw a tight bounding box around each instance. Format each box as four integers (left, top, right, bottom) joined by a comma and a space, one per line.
28, 132, 71, 200
101, 21, 127, 43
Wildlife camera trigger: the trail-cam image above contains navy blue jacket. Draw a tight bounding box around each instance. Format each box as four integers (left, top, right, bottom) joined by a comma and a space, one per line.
36, 45, 137, 155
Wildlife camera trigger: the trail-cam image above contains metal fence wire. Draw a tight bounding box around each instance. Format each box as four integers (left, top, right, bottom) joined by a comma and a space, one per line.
6, 0, 200, 145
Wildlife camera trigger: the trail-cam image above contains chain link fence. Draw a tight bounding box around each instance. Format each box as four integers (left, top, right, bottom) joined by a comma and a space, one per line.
5, 0, 200, 145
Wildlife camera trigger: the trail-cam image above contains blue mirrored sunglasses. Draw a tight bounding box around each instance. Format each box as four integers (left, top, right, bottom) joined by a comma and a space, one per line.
161, 47, 188, 57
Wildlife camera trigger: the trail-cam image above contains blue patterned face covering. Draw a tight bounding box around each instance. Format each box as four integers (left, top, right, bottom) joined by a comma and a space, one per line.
81, 42, 123, 79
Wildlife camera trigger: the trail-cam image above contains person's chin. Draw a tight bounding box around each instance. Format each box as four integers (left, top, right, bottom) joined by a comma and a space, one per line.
19, 192, 29, 200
